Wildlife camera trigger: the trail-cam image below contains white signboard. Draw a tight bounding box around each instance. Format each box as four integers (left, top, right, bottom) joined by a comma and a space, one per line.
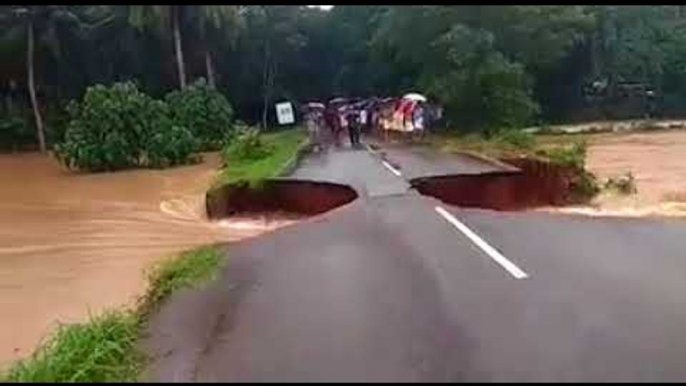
275, 102, 295, 125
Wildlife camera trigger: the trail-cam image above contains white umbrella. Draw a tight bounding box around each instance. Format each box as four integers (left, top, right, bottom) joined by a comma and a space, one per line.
402, 92, 427, 102
307, 102, 325, 109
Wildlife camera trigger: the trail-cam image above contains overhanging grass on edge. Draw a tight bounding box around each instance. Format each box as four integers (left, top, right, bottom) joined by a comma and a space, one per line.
428, 130, 589, 167
215, 128, 307, 188
2, 245, 225, 382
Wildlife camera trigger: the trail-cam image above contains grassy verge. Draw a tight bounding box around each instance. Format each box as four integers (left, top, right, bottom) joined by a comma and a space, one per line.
2, 245, 225, 382
427, 130, 590, 168
215, 128, 307, 187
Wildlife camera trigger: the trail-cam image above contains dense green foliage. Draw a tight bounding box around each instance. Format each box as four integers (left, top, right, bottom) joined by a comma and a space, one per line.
166, 78, 234, 150
54, 82, 198, 171
221, 125, 270, 162
145, 124, 199, 169
541, 140, 589, 170
3, 6, 686, 149
217, 128, 305, 186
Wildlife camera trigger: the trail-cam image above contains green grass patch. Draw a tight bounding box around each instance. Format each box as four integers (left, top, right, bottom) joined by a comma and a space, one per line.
138, 245, 225, 316
3, 311, 141, 383
429, 129, 589, 168
428, 130, 537, 160
216, 128, 306, 188
2, 245, 225, 382
538, 140, 588, 169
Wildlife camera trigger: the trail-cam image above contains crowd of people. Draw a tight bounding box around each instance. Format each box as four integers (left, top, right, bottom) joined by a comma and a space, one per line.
302, 95, 442, 151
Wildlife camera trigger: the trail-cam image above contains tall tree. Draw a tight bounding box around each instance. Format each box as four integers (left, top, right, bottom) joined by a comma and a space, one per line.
239, 6, 307, 128
187, 6, 243, 88
128, 5, 187, 89
0, 5, 81, 153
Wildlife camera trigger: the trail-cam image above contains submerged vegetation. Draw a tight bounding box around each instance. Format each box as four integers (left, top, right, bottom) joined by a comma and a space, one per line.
605, 172, 638, 195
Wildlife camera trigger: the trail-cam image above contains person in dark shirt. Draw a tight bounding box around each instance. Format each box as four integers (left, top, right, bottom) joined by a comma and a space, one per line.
346, 108, 361, 148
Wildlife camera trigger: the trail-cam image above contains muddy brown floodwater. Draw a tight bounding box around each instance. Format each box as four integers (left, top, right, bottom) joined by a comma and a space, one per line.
544, 130, 686, 217
0, 152, 298, 368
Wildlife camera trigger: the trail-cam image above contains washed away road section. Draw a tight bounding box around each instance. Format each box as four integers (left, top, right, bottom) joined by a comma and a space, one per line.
144, 143, 686, 382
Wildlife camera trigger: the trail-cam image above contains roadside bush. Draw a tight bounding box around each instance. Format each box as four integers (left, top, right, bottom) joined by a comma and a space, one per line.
605, 172, 637, 195
166, 78, 234, 150
54, 82, 199, 172
542, 140, 588, 169
221, 126, 272, 164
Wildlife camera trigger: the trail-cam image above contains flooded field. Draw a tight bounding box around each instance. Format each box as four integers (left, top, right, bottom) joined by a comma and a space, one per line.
0, 152, 297, 367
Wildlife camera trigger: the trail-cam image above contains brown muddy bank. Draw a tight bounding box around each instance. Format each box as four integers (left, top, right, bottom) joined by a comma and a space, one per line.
412, 157, 584, 211
206, 179, 358, 219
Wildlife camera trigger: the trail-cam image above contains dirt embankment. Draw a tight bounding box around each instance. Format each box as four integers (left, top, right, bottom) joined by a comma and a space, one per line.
412, 157, 584, 211
423, 128, 686, 217
206, 180, 358, 219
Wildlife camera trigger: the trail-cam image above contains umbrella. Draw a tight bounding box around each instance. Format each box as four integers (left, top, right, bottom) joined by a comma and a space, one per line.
402, 92, 427, 102
307, 102, 325, 109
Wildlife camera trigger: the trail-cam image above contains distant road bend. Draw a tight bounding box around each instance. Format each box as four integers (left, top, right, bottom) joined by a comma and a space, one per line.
145, 141, 686, 382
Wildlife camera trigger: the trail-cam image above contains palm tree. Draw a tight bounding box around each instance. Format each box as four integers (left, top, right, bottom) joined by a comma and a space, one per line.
128, 5, 187, 89
188, 6, 243, 88
0, 6, 81, 153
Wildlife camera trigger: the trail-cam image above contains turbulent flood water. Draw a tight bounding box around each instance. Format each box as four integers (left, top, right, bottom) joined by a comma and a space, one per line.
0, 152, 297, 367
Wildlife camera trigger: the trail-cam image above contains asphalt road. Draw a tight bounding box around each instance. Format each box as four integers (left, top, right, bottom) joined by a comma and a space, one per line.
144, 139, 686, 382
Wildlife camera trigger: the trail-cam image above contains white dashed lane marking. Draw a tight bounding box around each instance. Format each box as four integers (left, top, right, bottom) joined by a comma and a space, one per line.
435, 206, 529, 280
381, 160, 402, 177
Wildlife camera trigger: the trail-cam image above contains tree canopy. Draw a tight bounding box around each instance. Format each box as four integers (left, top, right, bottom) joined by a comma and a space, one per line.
2, 5, 686, 149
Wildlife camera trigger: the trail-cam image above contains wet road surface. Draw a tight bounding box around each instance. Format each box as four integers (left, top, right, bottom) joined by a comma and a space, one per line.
145, 142, 686, 382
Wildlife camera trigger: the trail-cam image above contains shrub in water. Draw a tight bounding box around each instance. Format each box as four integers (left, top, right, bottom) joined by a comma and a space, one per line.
54, 82, 199, 172
570, 170, 601, 202
145, 125, 200, 169
166, 78, 234, 150
605, 172, 637, 195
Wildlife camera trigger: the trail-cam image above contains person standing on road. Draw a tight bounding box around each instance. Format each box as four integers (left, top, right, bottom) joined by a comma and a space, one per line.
305, 103, 324, 152
346, 107, 362, 148
324, 104, 341, 147
412, 102, 425, 140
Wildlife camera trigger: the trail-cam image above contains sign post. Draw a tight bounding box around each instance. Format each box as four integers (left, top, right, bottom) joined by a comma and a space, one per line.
275, 102, 295, 125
